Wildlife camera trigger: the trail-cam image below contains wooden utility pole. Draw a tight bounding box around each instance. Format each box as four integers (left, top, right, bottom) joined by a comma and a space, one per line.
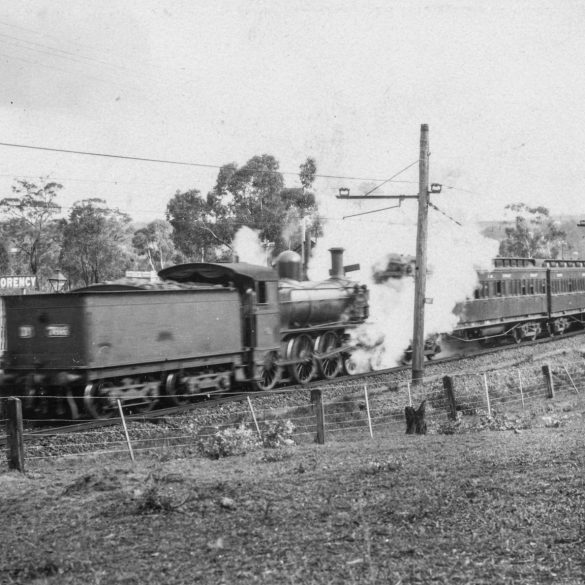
336, 123, 435, 383
411, 124, 430, 384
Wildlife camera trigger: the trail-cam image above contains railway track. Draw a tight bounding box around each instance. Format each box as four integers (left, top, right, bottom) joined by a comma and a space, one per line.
2, 327, 584, 447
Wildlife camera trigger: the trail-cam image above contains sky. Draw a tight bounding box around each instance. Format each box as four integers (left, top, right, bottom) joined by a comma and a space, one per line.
1, 0, 584, 228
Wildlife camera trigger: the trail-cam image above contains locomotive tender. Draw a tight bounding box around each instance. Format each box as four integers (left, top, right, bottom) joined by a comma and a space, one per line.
0, 248, 369, 418
454, 257, 585, 343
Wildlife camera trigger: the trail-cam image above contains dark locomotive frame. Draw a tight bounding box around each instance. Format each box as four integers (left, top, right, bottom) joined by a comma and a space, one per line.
0, 248, 369, 419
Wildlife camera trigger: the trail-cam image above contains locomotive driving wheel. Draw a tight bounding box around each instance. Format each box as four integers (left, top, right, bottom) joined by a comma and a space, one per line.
315, 331, 343, 379
287, 333, 317, 384
83, 381, 118, 419
255, 351, 282, 391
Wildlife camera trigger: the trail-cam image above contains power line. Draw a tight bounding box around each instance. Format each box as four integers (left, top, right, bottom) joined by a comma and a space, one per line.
361, 160, 419, 196
0, 141, 395, 182
0, 31, 164, 85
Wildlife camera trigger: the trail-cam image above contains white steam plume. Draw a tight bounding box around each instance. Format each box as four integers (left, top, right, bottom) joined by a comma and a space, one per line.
232, 226, 267, 265
307, 195, 499, 370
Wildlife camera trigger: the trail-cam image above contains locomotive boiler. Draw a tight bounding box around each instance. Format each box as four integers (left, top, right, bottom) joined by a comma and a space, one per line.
0, 247, 369, 418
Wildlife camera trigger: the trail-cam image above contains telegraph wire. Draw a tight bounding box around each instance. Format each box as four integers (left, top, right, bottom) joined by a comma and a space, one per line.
0, 31, 165, 85
361, 160, 419, 196
0, 141, 401, 183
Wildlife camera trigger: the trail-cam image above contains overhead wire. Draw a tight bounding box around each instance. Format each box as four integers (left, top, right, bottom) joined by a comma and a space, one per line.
360, 160, 419, 196
0, 141, 401, 182
0, 31, 165, 85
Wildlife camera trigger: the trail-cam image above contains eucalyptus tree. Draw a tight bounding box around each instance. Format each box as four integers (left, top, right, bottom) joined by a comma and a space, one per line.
0, 178, 63, 286
60, 199, 135, 287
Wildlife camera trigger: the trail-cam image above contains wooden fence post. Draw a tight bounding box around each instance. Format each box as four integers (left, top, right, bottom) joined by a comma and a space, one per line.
542, 363, 555, 398
442, 376, 457, 420
562, 365, 580, 395
310, 389, 325, 445
518, 370, 525, 410
6, 397, 25, 472
116, 399, 135, 463
483, 373, 492, 417
247, 396, 262, 439
363, 385, 373, 438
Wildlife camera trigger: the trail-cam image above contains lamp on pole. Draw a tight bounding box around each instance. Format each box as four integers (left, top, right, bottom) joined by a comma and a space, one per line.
48, 270, 68, 292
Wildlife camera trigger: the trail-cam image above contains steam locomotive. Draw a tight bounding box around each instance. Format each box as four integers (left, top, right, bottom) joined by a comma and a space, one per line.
0, 248, 369, 419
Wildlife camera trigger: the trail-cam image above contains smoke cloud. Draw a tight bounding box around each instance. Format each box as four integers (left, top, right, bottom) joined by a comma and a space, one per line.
307, 195, 499, 370
232, 226, 268, 265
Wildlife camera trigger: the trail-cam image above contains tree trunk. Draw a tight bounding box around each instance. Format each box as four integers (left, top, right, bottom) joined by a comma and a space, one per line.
405, 400, 427, 434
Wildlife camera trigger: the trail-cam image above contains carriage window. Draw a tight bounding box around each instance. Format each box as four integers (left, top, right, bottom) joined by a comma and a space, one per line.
474, 288, 480, 299
521, 280, 527, 295
496, 281, 502, 296
257, 281, 268, 304
569, 280, 573, 292
529, 281, 535, 294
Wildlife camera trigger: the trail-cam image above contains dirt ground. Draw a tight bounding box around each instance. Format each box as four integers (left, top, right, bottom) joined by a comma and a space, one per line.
1, 413, 585, 584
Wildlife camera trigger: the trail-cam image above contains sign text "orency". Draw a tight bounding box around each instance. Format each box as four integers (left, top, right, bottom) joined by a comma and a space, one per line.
0, 275, 37, 289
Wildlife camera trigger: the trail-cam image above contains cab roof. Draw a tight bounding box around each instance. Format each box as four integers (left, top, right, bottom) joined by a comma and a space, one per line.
158, 262, 278, 291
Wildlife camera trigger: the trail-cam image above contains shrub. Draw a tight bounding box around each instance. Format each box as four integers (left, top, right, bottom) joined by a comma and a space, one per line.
134, 484, 175, 514
261, 419, 295, 448
199, 424, 260, 459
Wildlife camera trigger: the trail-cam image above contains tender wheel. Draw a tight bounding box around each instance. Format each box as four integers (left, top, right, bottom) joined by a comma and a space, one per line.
133, 378, 161, 413
165, 373, 190, 406
316, 331, 343, 379
83, 381, 118, 419
287, 334, 317, 384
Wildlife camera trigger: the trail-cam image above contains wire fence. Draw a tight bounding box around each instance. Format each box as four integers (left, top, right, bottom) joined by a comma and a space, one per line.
2, 357, 584, 471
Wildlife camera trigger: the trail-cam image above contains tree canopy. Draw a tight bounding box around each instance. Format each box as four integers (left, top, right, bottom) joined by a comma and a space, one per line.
499, 203, 566, 258
0, 178, 63, 286
166, 154, 322, 262
60, 199, 135, 287
132, 219, 178, 272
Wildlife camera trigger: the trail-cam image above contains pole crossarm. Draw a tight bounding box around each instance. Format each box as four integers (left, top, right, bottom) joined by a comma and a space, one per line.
336, 194, 418, 200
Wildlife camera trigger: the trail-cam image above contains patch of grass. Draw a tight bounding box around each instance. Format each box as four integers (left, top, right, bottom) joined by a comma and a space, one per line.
2, 402, 584, 584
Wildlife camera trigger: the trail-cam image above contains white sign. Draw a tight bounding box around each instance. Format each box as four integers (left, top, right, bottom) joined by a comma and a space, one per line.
0, 275, 37, 289
46, 325, 70, 337
19, 325, 34, 338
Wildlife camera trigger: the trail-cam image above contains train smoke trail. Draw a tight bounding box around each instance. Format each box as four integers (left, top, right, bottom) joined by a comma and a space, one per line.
232, 226, 268, 265
308, 195, 498, 370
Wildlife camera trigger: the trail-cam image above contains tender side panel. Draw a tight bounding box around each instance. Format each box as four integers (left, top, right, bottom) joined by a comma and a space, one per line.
84, 288, 242, 369
4, 294, 86, 370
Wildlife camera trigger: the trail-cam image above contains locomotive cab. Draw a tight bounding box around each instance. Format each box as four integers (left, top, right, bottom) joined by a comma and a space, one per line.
159, 262, 281, 387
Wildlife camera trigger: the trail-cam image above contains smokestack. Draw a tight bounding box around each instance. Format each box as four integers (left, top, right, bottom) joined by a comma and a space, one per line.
329, 247, 345, 279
